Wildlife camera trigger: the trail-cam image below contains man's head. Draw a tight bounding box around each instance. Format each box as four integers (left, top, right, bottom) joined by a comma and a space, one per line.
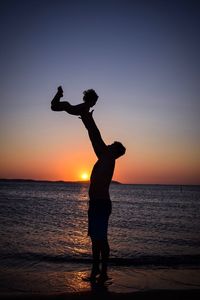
108, 141, 126, 159
83, 89, 99, 107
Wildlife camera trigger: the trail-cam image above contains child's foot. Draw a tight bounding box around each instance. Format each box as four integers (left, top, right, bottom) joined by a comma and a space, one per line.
57, 86, 63, 97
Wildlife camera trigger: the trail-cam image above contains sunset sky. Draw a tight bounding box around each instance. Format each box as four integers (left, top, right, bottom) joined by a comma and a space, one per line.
0, 0, 200, 184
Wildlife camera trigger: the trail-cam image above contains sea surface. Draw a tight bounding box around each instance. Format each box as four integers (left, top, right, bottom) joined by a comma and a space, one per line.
1, 180, 200, 295
1, 180, 200, 269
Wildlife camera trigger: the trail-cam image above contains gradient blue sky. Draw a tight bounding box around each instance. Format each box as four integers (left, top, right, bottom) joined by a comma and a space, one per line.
0, 0, 200, 184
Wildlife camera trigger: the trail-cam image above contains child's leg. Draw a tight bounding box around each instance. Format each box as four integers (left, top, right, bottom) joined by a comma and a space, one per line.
51, 101, 72, 112
51, 86, 91, 115
51, 87, 76, 112
52, 101, 90, 115
51, 86, 65, 111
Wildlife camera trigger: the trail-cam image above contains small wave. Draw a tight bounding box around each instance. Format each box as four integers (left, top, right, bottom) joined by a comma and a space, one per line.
1, 252, 200, 267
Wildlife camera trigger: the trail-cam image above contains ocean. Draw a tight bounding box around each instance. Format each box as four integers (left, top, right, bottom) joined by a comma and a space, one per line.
0, 180, 200, 294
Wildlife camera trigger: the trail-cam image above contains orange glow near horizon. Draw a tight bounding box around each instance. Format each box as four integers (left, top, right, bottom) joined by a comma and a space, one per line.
0, 118, 199, 185
1, 152, 199, 185
80, 172, 89, 181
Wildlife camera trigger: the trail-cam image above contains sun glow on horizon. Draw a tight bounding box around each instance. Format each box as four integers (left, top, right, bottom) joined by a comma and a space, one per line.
80, 172, 89, 181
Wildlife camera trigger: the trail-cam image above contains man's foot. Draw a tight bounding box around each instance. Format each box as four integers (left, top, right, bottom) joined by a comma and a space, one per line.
82, 271, 100, 282
96, 273, 109, 284
90, 267, 101, 278
82, 265, 101, 282
82, 275, 97, 282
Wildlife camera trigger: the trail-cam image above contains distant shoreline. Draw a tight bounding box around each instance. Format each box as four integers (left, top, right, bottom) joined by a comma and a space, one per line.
0, 178, 121, 185
0, 178, 199, 187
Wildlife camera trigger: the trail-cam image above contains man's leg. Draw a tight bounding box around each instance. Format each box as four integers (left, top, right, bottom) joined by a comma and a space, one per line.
90, 239, 101, 278
99, 239, 110, 280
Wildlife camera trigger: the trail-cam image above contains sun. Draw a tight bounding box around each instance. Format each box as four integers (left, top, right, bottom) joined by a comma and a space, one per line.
81, 172, 89, 181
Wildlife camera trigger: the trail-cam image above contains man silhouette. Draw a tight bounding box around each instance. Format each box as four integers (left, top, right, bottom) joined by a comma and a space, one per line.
80, 110, 126, 282
51, 87, 126, 282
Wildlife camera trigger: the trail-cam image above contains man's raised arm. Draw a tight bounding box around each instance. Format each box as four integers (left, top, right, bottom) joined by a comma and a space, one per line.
80, 111, 107, 158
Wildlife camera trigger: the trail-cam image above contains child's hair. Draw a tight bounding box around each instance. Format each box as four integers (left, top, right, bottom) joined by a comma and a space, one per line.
83, 89, 99, 104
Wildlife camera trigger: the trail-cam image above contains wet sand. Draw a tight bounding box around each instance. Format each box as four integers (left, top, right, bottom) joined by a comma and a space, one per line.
2, 290, 200, 300
1, 265, 200, 299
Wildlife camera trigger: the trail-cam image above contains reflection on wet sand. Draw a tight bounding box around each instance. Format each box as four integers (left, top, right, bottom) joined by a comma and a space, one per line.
1, 266, 200, 297
68, 270, 111, 297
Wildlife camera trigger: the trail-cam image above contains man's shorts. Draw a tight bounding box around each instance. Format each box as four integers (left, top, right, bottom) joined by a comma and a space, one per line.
88, 200, 112, 240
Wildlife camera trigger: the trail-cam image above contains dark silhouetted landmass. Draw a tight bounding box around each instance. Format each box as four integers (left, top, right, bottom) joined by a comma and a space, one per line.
0, 178, 122, 184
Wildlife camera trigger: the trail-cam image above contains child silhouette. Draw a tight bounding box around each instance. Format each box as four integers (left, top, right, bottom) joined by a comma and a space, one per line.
51, 86, 98, 115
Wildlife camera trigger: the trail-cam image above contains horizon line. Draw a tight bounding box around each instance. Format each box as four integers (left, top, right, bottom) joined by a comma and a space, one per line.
0, 178, 199, 186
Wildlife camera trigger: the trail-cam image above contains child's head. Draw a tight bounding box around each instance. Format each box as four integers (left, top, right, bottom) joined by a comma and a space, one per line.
83, 89, 99, 107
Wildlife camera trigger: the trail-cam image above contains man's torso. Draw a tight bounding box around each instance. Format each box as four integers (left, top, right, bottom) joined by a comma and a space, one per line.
89, 153, 115, 201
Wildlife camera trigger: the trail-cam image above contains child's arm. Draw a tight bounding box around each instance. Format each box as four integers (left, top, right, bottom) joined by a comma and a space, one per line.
81, 111, 107, 158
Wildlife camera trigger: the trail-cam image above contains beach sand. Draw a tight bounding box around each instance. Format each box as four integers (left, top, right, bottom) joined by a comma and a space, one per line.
1, 290, 200, 300
1, 265, 200, 299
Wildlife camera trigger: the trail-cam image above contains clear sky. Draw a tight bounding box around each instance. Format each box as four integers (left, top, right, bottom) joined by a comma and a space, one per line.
0, 0, 200, 184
